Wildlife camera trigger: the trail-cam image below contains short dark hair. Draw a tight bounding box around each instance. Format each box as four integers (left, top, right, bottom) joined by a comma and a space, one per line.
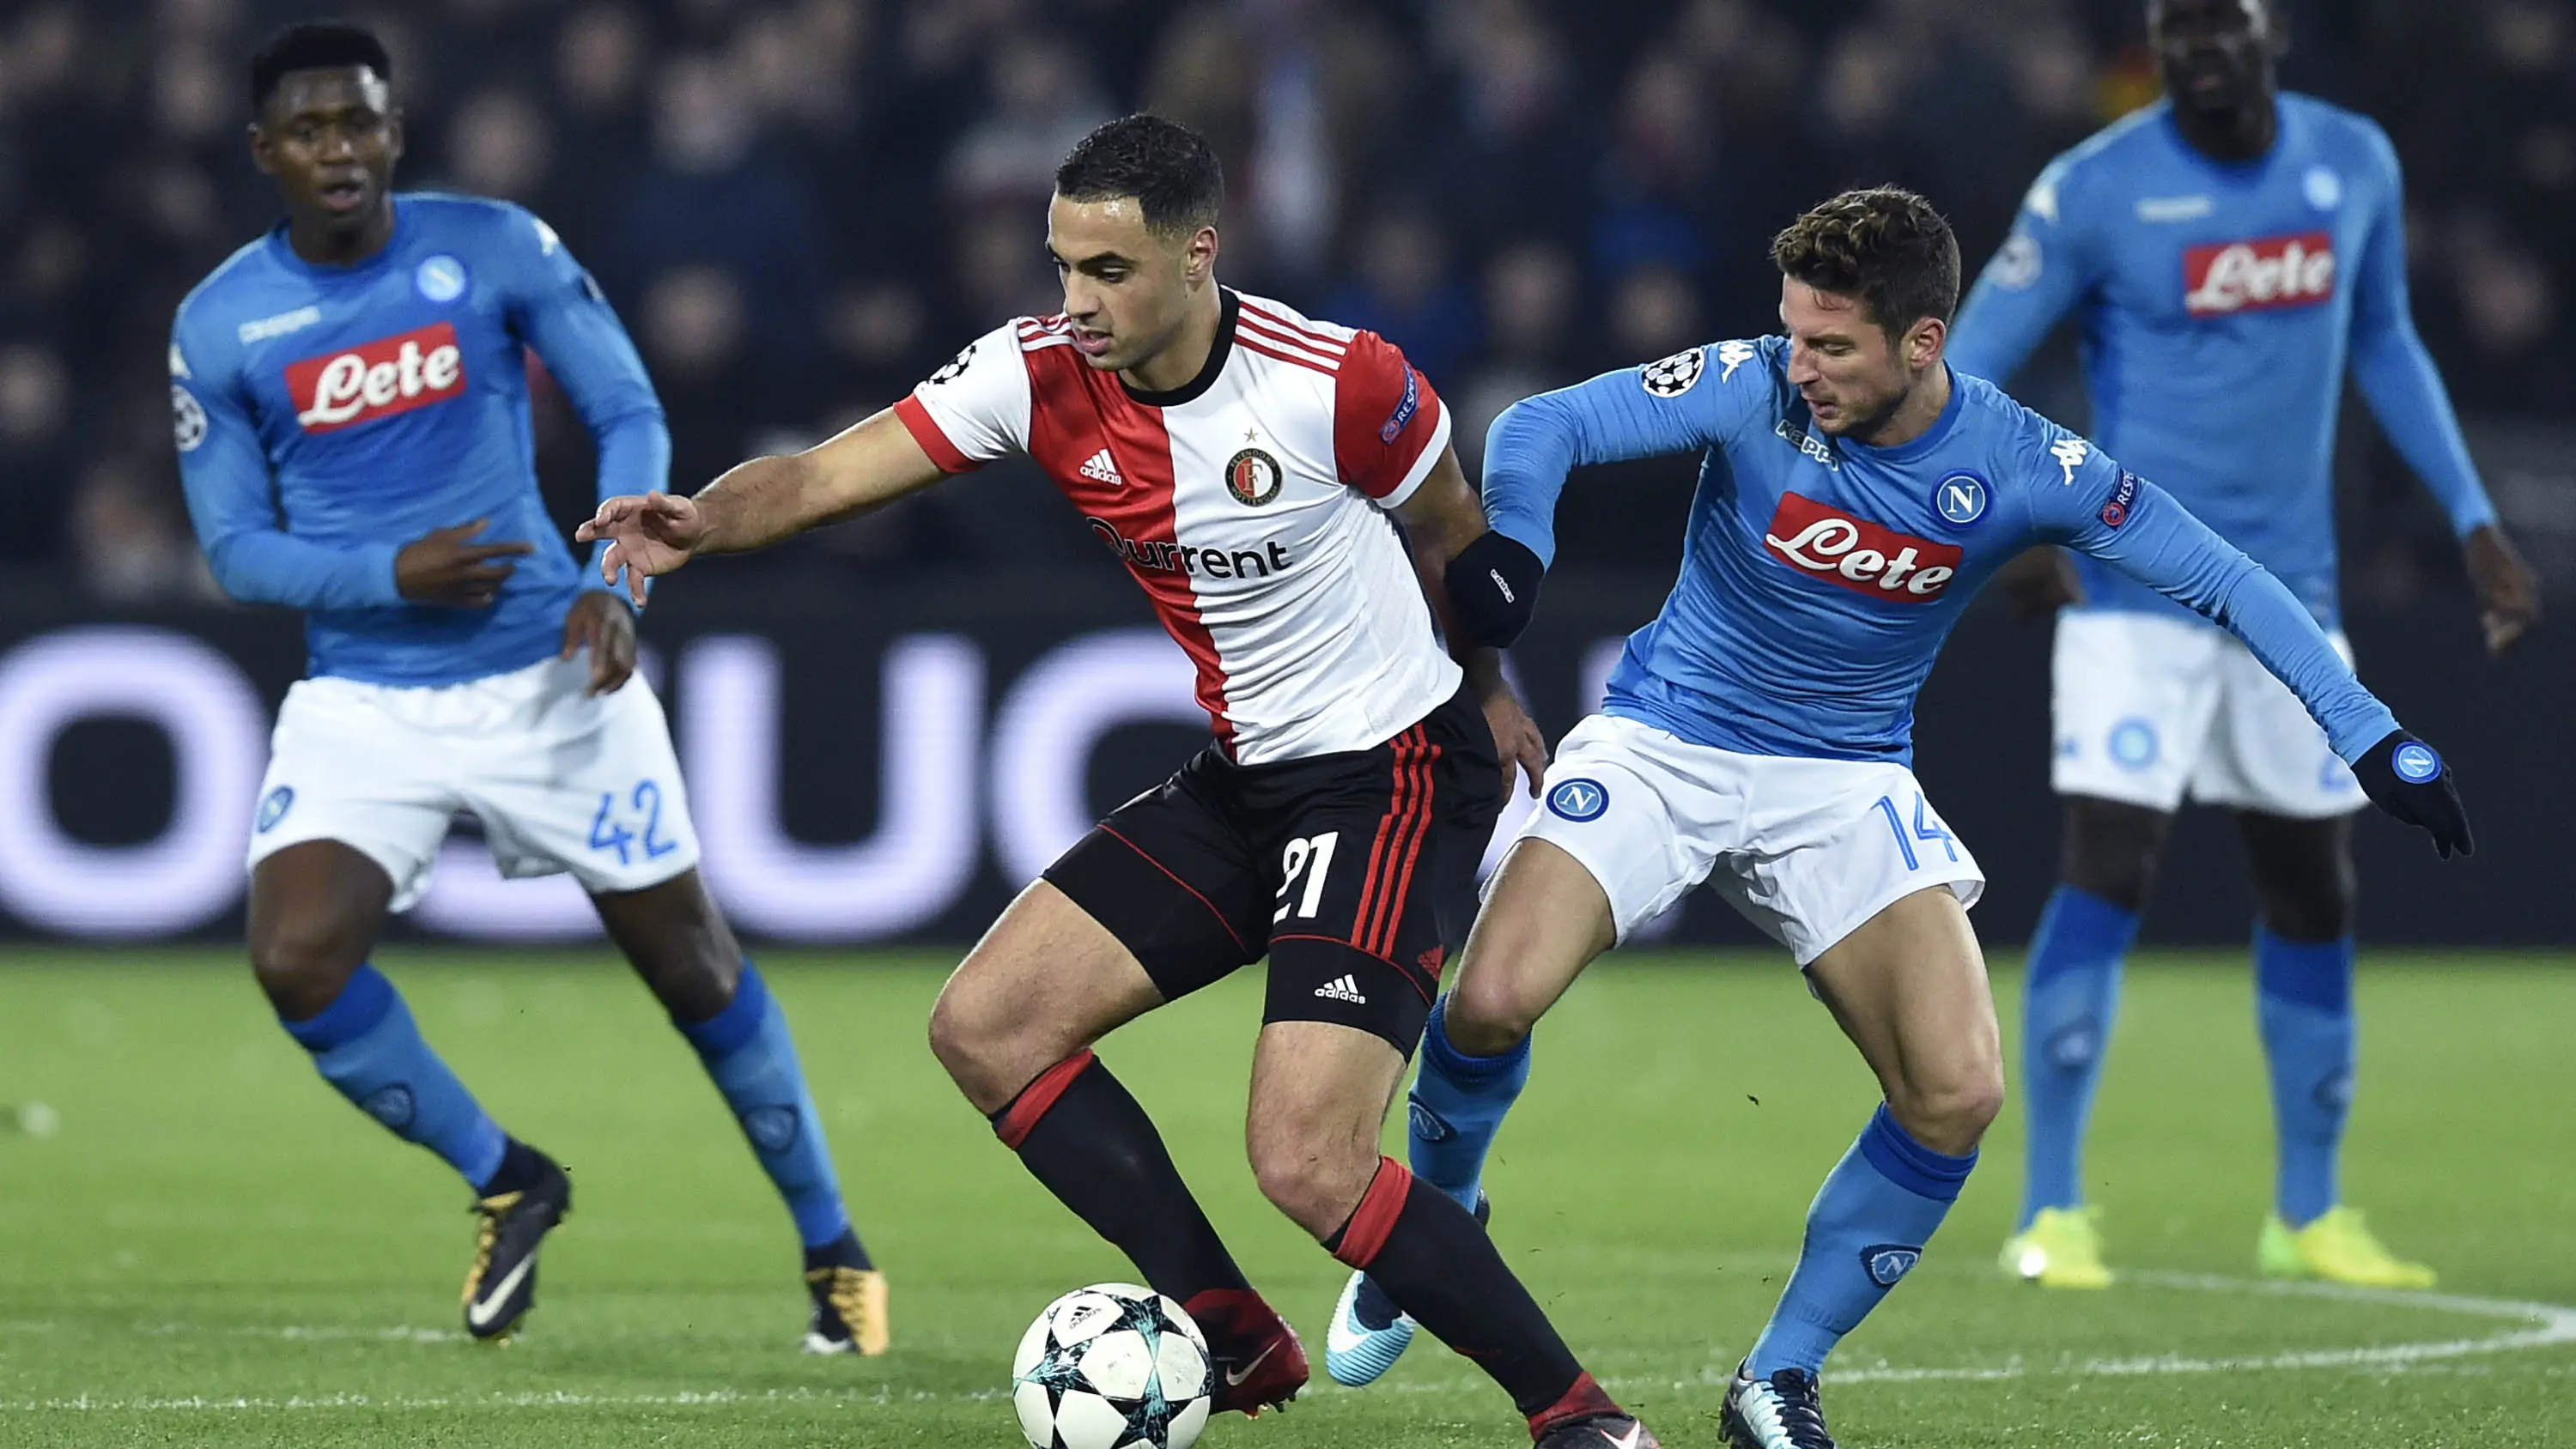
1054, 115, 1224, 237
1771, 187, 1961, 336
248, 21, 392, 115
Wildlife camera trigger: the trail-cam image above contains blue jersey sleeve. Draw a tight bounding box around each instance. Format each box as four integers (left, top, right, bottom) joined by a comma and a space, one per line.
171, 314, 404, 610
1950, 162, 2093, 385
1482, 341, 1769, 567
2032, 440, 2401, 760
2345, 127, 2495, 539
495, 208, 671, 592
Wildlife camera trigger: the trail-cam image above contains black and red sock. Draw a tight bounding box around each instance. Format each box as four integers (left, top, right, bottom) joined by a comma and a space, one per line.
1327, 1157, 1622, 1438
991, 1050, 1251, 1302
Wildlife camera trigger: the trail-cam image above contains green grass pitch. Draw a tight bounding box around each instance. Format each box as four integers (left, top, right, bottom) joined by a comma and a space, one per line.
2, 949, 2571, 1447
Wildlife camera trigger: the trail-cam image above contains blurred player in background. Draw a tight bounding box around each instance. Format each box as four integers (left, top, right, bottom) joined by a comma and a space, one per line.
582, 115, 1667, 1449
1950, 0, 2541, 1291
170, 22, 885, 1353
1325, 187, 2476, 1449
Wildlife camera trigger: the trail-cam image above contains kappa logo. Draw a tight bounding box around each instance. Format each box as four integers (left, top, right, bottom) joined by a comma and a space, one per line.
2136, 194, 2215, 223
237, 306, 322, 344
1639, 346, 1705, 397
1078, 448, 1124, 487
1862, 1244, 1923, 1287
1716, 339, 1758, 381
1314, 974, 1369, 1005
2050, 437, 2091, 486
1777, 418, 1838, 469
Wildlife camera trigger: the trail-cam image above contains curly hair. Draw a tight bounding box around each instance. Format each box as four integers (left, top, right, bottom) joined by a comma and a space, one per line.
248, 21, 392, 115
1771, 188, 1961, 336
1055, 115, 1224, 237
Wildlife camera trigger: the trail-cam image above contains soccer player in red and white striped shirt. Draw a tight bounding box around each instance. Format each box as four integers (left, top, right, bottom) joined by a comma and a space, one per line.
581, 116, 1658, 1448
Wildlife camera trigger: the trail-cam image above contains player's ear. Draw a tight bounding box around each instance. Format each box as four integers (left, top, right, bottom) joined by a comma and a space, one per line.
1905, 315, 1947, 373
248, 120, 276, 175
1182, 224, 1218, 286
385, 107, 406, 167
2263, 0, 2292, 60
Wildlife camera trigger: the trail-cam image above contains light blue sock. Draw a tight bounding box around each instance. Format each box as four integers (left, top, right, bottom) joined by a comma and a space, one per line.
2254, 927, 2355, 1228
1405, 996, 1532, 1212
282, 965, 509, 1191
676, 963, 855, 1252
2018, 886, 2138, 1227
1749, 1106, 1977, 1378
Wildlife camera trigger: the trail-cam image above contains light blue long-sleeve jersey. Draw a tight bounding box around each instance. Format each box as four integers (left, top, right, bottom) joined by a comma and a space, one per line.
1949, 95, 2494, 628
172, 193, 668, 686
1482, 336, 2401, 766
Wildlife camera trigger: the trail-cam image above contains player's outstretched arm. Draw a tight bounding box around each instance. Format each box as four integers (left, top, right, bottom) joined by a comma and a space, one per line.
2068, 472, 2472, 858
1482, 344, 1753, 569
1396, 449, 1548, 795
578, 408, 947, 602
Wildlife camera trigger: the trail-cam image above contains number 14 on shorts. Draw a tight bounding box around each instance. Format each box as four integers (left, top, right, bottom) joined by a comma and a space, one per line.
589, 780, 681, 865
1874, 792, 1957, 870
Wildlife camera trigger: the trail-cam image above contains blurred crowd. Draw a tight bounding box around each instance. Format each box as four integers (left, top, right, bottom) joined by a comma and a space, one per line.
2, 0, 2569, 603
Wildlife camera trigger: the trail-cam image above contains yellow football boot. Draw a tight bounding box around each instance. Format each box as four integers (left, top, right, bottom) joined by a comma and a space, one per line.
804, 1264, 890, 1356
1998, 1204, 2115, 1288
2258, 1207, 2435, 1288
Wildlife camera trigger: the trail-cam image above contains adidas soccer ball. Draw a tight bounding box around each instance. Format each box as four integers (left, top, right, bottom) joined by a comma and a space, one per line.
1012, 1283, 1212, 1449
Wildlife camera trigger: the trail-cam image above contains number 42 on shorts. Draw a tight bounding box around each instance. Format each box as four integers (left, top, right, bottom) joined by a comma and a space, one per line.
1873, 792, 1957, 871
589, 779, 681, 865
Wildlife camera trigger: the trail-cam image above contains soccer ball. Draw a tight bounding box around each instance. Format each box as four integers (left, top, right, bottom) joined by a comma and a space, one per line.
1012, 1283, 1212, 1449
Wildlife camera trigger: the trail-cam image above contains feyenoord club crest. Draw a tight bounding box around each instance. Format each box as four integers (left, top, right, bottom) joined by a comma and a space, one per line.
1224, 447, 1284, 506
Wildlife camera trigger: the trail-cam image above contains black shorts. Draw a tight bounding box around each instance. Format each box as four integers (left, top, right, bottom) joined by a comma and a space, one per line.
1044, 682, 1504, 1054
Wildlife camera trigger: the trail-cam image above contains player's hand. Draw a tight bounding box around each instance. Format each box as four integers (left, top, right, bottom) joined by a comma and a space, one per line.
395, 518, 535, 609
1995, 545, 2082, 621
2353, 729, 2474, 859
2464, 524, 2541, 656
577, 491, 707, 605
561, 590, 637, 696
1480, 682, 1549, 800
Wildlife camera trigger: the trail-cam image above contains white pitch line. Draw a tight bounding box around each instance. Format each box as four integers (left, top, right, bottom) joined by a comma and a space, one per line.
1821, 1271, 2576, 1386
4, 1275, 2571, 1412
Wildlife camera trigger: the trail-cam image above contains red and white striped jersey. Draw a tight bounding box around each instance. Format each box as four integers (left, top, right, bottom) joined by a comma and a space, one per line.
894, 289, 1463, 765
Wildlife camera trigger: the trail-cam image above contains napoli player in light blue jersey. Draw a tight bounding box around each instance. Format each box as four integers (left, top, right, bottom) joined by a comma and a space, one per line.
1320, 188, 2473, 1449
169, 22, 885, 1353
1947, 0, 2540, 1293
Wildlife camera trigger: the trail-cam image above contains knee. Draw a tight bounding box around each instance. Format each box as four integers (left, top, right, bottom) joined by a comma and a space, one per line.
1443, 961, 1543, 1056
247, 913, 367, 1018
2059, 800, 2170, 913
1246, 1130, 1378, 1240
926, 985, 999, 1089
1890, 1060, 2007, 1157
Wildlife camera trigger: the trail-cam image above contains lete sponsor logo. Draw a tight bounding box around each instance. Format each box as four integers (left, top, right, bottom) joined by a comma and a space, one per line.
1760, 493, 1962, 602
2184, 231, 2336, 317
286, 322, 468, 432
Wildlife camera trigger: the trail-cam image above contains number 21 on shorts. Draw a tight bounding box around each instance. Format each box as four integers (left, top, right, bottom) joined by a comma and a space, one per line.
1874, 792, 1957, 871
1274, 832, 1340, 924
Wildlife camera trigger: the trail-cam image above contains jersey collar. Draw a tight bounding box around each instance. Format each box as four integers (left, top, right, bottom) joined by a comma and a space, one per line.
1119, 288, 1240, 409
264, 195, 409, 281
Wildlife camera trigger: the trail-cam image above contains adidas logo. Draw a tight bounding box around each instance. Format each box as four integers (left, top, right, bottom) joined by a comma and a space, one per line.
1079, 448, 1124, 487
1313, 974, 1368, 1005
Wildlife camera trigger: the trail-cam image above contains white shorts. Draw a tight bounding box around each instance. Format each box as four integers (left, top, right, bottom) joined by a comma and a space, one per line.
2050, 610, 2362, 820
1502, 713, 1984, 965
247, 655, 702, 912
